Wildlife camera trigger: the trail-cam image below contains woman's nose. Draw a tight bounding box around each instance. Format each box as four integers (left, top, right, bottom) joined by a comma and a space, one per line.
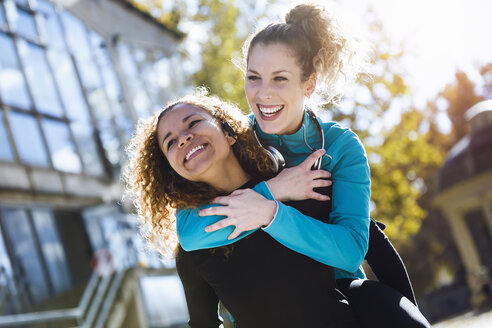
258, 82, 273, 100
178, 134, 193, 148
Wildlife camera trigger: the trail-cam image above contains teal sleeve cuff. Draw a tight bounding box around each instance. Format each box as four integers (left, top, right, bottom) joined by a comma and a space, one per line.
251, 181, 275, 200
176, 205, 256, 251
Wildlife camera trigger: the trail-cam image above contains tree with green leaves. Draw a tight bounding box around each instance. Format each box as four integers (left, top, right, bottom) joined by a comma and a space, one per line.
191, 0, 248, 111
325, 10, 446, 250
368, 109, 445, 246
437, 70, 483, 142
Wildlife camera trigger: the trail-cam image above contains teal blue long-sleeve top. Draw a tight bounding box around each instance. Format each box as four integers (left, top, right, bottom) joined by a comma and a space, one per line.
176, 111, 371, 279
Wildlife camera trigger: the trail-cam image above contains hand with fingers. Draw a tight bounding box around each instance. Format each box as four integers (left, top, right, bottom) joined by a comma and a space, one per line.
266, 149, 332, 202
200, 189, 277, 239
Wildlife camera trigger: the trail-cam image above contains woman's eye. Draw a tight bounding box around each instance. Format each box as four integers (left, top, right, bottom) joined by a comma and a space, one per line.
189, 119, 201, 128
274, 76, 287, 81
167, 139, 176, 150
247, 75, 259, 81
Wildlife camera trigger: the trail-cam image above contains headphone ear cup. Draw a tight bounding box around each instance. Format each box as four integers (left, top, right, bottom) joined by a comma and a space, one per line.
264, 146, 285, 173
251, 118, 285, 173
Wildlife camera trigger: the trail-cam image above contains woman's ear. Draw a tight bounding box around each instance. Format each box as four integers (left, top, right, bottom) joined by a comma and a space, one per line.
221, 121, 237, 146
226, 135, 237, 146
304, 73, 317, 98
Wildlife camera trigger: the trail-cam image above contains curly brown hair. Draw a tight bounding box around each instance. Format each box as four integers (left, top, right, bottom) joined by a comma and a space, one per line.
124, 93, 276, 257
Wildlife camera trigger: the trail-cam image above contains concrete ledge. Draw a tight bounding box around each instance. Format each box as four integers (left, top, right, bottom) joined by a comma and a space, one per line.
0, 162, 30, 189
30, 168, 64, 193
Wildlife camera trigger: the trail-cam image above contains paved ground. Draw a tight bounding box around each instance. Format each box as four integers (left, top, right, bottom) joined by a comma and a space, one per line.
433, 309, 492, 327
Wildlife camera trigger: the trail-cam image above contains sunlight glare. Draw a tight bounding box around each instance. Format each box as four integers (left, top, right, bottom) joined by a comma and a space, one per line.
367, 0, 492, 102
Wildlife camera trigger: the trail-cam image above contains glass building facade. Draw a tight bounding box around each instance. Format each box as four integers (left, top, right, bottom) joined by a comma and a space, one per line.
0, 0, 190, 326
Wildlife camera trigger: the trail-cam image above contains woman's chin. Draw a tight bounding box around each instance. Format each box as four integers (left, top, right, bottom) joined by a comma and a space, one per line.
182, 161, 214, 182
256, 119, 283, 135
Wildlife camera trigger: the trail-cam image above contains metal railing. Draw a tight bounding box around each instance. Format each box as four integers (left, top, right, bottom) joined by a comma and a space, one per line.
0, 268, 120, 328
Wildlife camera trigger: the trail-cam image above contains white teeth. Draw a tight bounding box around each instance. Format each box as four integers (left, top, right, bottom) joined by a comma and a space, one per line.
259, 105, 283, 116
185, 145, 205, 161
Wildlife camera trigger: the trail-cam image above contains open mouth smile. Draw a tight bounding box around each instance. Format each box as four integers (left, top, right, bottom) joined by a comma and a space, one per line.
258, 104, 284, 118
184, 143, 207, 163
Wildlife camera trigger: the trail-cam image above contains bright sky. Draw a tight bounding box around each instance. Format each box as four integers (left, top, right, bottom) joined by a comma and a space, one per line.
350, 0, 492, 106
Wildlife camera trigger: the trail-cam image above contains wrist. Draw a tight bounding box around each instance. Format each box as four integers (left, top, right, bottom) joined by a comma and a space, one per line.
266, 178, 285, 201
262, 200, 277, 227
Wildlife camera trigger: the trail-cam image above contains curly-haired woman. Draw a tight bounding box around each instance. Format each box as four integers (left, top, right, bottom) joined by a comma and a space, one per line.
125, 93, 359, 327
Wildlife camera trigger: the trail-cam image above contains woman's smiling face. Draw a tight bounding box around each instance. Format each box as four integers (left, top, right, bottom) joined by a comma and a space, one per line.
245, 42, 316, 135
157, 103, 235, 183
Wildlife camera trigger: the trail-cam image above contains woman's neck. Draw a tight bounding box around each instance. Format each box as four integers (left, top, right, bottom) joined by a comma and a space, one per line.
204, 155, 251, 192
283, 109, 306, 135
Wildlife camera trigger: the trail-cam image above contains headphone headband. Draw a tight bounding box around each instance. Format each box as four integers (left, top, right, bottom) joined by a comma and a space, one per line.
221, 121, 237, 140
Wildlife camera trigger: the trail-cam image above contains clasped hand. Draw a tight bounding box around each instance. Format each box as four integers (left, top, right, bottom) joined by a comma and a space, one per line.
199, 149, 332, 239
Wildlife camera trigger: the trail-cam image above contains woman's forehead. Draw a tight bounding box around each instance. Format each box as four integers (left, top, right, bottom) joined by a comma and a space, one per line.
247, 43, 299, 72
157, 103, 214, 137
161, 103, 211, 123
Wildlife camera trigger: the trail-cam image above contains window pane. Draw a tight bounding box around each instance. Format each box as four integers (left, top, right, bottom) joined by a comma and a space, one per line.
0, 33, 32, 109
0, 112, 15, 161
41, 119, 81, 173
77, 66, 123, 168
141, 60, 168, 112
0, 225, 13, 278
0, 4, 6, 25
17, 39, 63, 116
60, 11, 91, 62
90, 33, 123, 108
71, 121, 105, 176
133, 87, 152, 117
82, 210, 107, 251
31, 209, 71, 294
90, 32, 133, 141
37, 0, 65, 49
72, 52, 122, 170
118, 43, 152, 118
1, 208, 50, 304
47, 49, 87, 122
15, 0, 30, 6
0, 223, 22, 315
16, 8, 38, 39
61, 13, 122, 169
9, 111, 49, 166
77, 58, 103, 91
47, 50, 105, 175
97, 116, 122, 167
118, 43, 139, 77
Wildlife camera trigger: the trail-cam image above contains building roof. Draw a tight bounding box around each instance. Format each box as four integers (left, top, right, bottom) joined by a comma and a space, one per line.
437, 100, 492, 191
115, 0, 185, 40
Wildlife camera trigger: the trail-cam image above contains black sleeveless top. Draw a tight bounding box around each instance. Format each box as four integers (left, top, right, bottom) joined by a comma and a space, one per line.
176, 180, 358, 328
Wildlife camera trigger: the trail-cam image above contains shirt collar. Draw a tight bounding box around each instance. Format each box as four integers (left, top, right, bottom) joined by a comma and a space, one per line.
255, 110, 323, 152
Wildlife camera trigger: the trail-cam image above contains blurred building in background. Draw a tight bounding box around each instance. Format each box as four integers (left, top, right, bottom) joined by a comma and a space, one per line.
433, 99, 492, 310
0, 0, 192, 327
